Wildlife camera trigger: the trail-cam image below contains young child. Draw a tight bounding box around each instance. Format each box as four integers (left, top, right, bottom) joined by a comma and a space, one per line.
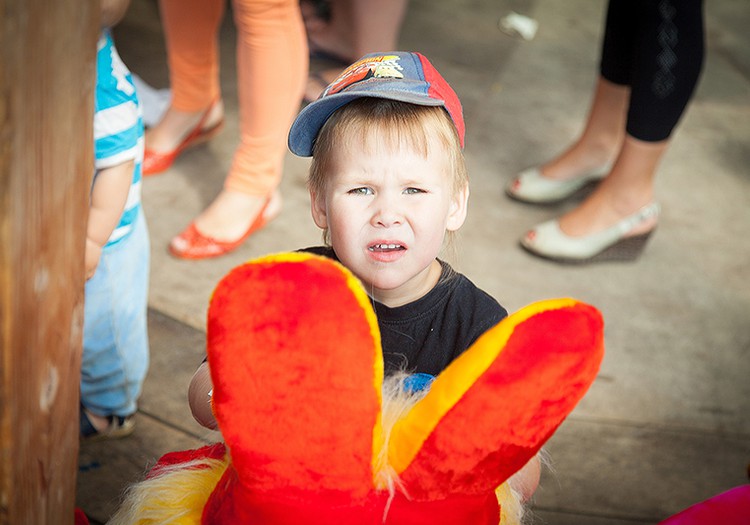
293, 52, 509, 375
189, 53, 501, 414
80, 0, 150, 440
187, 51, 540, 499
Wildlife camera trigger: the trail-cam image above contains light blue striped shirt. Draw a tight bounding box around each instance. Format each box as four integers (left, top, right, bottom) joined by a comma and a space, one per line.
94, 30, 144, 246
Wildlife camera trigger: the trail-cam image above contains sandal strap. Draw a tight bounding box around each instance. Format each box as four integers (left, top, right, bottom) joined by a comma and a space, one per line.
79, 406, 100, 438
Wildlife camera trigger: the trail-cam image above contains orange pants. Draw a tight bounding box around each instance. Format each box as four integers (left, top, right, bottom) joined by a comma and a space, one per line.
159, 0, 308, 196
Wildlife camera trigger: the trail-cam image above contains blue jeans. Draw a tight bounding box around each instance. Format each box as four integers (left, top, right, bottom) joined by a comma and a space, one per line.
82, 209, 150, 417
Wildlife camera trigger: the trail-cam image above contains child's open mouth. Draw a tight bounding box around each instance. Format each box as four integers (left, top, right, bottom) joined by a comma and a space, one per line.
369, 243, 405, 252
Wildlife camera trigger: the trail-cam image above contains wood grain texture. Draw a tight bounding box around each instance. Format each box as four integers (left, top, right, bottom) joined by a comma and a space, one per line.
1, 0, 98, 522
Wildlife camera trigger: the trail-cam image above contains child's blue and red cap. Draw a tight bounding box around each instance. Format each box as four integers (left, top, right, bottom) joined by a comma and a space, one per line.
288, 51, 465, 157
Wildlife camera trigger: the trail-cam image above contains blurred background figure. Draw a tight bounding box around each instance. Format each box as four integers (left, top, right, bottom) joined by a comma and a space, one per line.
144, 0, 307, 259
508, 0, 705, 263
301, 0, 409, 102
81, 0, 149, 440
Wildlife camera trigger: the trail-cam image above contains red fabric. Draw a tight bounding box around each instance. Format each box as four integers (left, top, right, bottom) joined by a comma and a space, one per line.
192, 255, 604, 524
418, 53, 465, 148
204, 468, 499, 525
207, 256, 381, 501
398, 303, 604, 499
205, 468, 385, 525
658, 485, 750, 525
147, 443, 226, 479
385, 491, 500, 524
74, 508, 89, 525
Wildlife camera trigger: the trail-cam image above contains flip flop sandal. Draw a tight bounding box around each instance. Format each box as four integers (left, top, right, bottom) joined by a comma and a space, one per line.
309, 48, 353, 66
80, 405, 135, 442
304, 70, 344, 104
142, 99, 224, 176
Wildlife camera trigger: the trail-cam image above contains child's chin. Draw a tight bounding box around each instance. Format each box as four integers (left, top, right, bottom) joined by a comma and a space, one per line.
366, 276, 413, 296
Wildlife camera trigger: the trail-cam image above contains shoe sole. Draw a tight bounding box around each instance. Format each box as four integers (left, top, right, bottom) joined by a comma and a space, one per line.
521, 231, 655, 264
168, 193, 281, 260
505, 178, 601, 205
97, 421, 134, 441
80, 416, 136, 443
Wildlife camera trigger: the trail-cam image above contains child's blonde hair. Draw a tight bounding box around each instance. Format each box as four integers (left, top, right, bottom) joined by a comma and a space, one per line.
309, 98, 468, 197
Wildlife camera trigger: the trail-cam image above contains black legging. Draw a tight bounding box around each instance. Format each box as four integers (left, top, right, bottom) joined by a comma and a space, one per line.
600, 0, 705, 142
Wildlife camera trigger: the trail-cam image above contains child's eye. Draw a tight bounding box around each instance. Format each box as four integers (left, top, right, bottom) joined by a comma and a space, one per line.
349, 187, 373, 195
404, 187, 426, 195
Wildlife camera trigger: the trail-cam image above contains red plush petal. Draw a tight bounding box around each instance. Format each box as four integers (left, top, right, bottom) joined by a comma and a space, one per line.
206, 254, 382, 503
392, 300, 604, 499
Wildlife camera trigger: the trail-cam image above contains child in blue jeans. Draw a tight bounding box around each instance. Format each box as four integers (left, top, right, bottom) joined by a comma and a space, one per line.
80, 0, 149, 440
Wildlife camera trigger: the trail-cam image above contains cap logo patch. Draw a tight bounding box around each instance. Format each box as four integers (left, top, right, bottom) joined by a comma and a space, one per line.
325, 55, 405, 96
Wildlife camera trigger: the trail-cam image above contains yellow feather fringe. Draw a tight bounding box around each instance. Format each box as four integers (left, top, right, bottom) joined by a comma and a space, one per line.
107, 457, 228, 525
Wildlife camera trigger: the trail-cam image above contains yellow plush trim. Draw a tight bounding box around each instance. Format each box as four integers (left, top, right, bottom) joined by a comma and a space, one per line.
387, 298, 578, 474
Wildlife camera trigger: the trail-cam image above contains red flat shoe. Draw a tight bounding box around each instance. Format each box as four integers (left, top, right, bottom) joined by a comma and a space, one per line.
168, 198, 276, 260
143, 103, 224, 176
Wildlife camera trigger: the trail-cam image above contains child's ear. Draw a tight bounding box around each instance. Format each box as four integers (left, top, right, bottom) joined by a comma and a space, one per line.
446, 184, 469, 231
310, 190, 328, 229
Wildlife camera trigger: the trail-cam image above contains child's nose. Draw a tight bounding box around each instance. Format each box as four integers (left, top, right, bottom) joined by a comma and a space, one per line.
372, 194, 403, 227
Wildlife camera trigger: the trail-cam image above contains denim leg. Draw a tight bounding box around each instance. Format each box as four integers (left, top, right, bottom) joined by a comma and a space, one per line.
81, 210, 150, 417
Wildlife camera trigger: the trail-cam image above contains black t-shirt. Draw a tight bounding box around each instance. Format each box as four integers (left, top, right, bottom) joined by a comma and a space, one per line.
303, 246, 508, 376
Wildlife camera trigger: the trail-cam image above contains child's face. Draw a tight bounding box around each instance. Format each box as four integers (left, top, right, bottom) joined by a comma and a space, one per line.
311, 132, 468, 307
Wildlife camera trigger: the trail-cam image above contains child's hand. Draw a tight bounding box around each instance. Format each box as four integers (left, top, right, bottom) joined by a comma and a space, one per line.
509, 454, 541, 502
85, 238, 103, 280
189, 362, 218, 430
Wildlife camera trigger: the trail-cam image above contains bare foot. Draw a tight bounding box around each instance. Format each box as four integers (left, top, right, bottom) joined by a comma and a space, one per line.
558, 186, 657, 238
193, 189, 282, 242
304, 14, 354, 64
83, 408, 110, 432
556, 133, 666, 237
538, 78, 630, 182
540, 136, 620, 182
145, 101, 224, 153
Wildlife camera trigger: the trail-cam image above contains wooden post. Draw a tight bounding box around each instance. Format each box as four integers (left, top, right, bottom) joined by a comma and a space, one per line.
0, 0, 98, 522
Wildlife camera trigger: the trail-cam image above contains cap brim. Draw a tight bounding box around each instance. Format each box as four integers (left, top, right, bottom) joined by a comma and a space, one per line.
288, 90, 445, 157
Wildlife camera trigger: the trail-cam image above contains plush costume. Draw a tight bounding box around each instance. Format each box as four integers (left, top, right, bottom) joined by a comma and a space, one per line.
109, 252, 605, 524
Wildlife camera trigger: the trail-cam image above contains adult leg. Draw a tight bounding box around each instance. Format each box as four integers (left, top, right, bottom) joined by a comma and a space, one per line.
304, 0, 409, 101
145, 0, 226, 155
304, 0, 356, 62
556, 137, 666, 237
539, 77, 629, 181
558, 0, 704, 237
626, 0, 705, 142
506, 0, 631, 203
348, 0, 409, 58
177, 0, 307, 243
521, 0, 704, 261
537, 0, 635, 181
